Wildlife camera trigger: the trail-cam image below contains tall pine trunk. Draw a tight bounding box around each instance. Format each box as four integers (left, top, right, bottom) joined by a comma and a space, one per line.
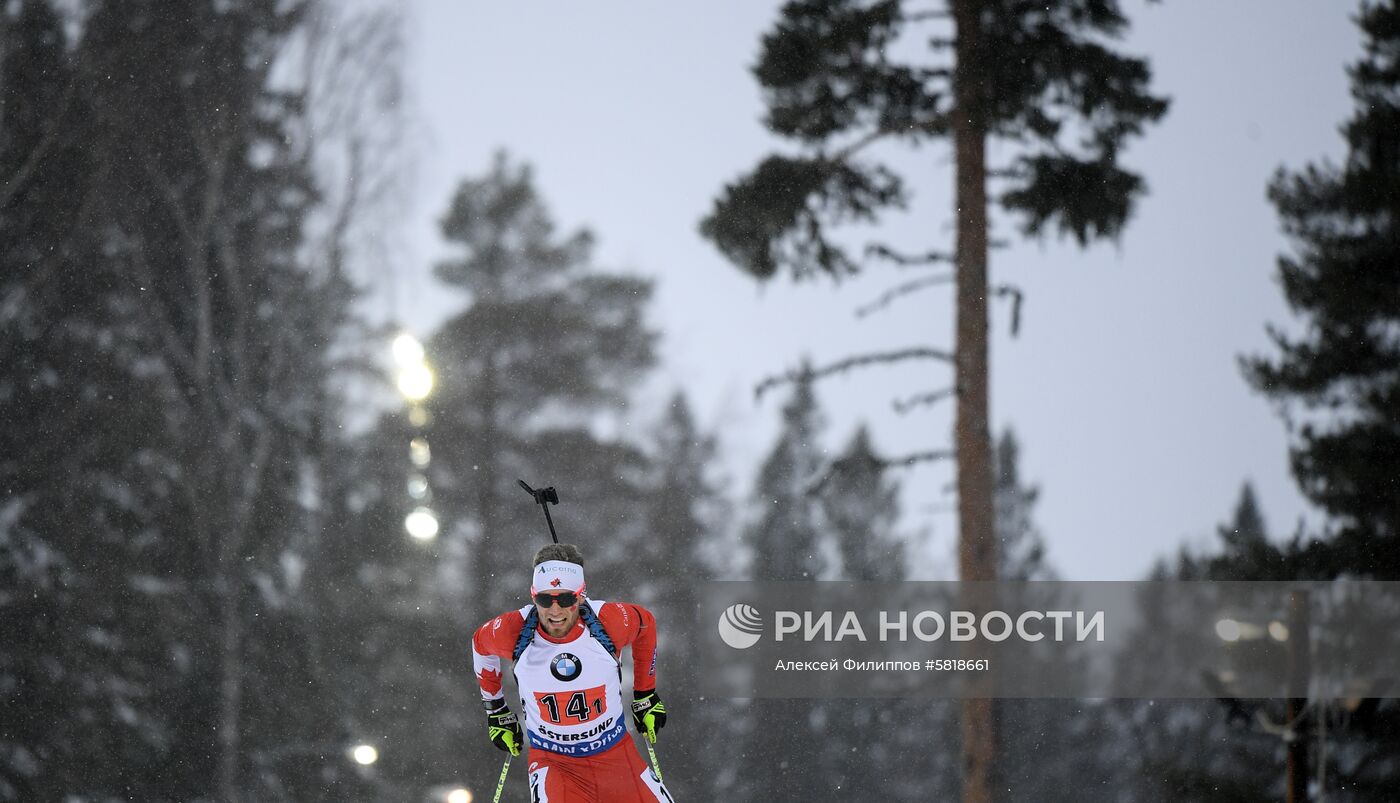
953, 1, 998, 801
213, 426, 271, 802
217, 565, 245, 803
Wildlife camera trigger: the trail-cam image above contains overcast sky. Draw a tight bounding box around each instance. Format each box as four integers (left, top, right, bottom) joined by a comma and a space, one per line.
388, 1, 1361, 581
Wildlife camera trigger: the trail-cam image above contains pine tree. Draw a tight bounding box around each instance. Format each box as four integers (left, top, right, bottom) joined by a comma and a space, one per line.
818, 427, 963, 800
79, 2, 342, 795
736, 371, 832, 800
311, 153, 661, 797
993, 429, 1053, 582
427, 151, 658, 616
988, 430, 1123, 801
629, 392, 732, 799
823, 426, 903, 582
1221, 483, 1267, 551
818, 427, 904, 798
0, 1, 371, 798
1216, 20, 1400, 751
1177, 483, 1289, 582
702, 5, 1167, 796
748, 365, 828, 582
634, 393, 727, 626
0, 5, 177, 797
1, 1, 414, 799
1224, 4, 1400, 783
1167, 481, 1400, 798
1113, 490, 1299, 803
1245, 0, 1400, 581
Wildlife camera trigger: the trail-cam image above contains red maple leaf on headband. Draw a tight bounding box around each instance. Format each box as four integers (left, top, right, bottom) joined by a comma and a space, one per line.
550, 578, 562, 588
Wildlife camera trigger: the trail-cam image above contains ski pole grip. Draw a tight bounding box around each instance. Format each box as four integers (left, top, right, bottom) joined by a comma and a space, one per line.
517, 479, 560, 506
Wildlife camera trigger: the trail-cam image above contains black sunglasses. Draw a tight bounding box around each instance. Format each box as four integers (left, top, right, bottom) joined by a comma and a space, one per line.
534, 592, 579, 609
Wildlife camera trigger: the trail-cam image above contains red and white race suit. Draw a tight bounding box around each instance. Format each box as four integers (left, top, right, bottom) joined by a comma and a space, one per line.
472, 599, 675, 802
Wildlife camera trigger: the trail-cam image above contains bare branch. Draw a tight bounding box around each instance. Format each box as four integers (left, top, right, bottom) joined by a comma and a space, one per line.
884, 449, 957, 468
229, 422, 276, 544
822, 104, 951, 165
126, 236, 199, 391
215, 222, 251, 395
893, 387, 957, 414
0, 9, 7, 138
829, 127, 893, 162
807, 448, 956, 494
0, 79, 77, 210
905, 11, 952, 23
294, 3, 409, 288
755, 347, 955, 400
866, 243, 954, 267
992, 283, 1024, 337
139, 160, 199, 252
856, 274, 954, 318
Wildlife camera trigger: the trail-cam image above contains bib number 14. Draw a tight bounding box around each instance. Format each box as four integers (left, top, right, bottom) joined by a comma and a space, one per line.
534, 685, 606, 725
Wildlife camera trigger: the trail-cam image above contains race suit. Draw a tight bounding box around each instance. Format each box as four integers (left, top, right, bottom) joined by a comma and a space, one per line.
472, 599, 675, 802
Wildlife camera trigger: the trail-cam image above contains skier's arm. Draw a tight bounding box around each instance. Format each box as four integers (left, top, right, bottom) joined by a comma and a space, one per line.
471, 610, 525, 702
596, 601, 658, 692
597, 601, 667, 742
471, 611, 526, 756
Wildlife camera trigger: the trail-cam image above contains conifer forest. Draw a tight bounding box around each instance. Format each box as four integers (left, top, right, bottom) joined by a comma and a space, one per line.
2, 1, 1398, 801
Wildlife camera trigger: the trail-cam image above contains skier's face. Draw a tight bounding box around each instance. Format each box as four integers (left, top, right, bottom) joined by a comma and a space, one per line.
535, 592, 581, 637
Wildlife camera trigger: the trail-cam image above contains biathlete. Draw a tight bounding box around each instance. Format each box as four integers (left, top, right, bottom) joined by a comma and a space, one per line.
471, 544, 675, 801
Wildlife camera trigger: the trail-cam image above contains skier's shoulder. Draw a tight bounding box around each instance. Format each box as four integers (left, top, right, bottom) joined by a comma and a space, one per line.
590, 598, 632, 619
591, 599, 654, 643
472, 606, 531, 656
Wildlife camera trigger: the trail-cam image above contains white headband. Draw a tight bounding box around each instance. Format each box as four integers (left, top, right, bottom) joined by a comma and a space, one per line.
531, 560, 586, 595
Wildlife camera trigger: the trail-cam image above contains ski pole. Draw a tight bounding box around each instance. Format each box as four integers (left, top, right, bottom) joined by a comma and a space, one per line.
643, 737, 664, 785
491, 752, 513, 803
517, 480, 560, 543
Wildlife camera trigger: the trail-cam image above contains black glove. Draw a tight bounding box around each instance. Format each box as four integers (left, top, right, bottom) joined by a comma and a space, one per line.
631, 689, 667, 744
483, 698, 522, 756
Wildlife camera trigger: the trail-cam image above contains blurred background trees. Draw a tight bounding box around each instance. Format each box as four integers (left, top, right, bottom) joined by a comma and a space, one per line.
700, 2, 1168, 796
2, 0, 1397, 801
3, 0, 369, 799
1243, 0, 1400, 583
425, 150, 658, 615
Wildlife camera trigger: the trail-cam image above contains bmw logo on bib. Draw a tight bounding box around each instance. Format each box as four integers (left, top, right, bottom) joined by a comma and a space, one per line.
550, 652, 582, 682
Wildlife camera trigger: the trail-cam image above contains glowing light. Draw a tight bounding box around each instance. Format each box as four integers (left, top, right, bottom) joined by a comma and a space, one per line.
407, 474, 429, 500
408, 406, 430, 427
398, 363, 435, 401
406, 507, 440, 541
351, 744, 378, 765
1215, 618, 1241, 643
1268, 621, 1289, 642
447, 790, 473, 803
410, 437, 431, 468
392, 334, 425, 367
